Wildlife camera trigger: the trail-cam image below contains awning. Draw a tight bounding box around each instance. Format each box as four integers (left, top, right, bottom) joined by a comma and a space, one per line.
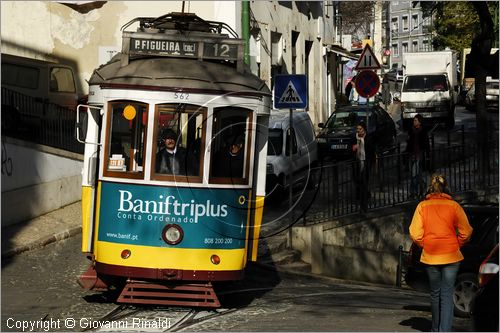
327, 45, 358, 60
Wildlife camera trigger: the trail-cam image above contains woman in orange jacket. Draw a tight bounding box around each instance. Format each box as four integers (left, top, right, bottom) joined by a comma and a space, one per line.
409, 174, 473, 332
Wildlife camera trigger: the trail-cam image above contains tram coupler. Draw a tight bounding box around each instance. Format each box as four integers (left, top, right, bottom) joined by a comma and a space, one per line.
77, 264, 109, 291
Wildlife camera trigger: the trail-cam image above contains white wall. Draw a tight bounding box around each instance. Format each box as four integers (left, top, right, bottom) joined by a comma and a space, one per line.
1, 139, 83, 226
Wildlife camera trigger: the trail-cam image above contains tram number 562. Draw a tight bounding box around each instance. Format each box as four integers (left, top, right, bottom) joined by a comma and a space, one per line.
174, 92, 189, 100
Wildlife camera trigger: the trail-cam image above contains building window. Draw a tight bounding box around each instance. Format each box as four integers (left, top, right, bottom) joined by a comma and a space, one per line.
412, 14, 419, 31
271, 32, 283, 66
412, 40, 418, 52
402, 15, 409, 31
422, 39, 429, 51
402, 42, 408, 53
291, 30, 299, 74
391, 17, 399, 32
392, 43, 399, 57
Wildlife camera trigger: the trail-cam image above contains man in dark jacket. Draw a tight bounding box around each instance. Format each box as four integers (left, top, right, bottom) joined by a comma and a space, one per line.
156, 129, 189, 175
406, 114, 430, 198
352, 121, 376, 212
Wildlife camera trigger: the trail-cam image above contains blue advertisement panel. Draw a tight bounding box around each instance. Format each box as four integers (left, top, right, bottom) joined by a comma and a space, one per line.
97, 182, 249, 249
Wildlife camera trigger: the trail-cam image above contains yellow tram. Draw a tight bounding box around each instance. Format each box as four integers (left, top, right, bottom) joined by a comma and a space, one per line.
76, 12, 271, 307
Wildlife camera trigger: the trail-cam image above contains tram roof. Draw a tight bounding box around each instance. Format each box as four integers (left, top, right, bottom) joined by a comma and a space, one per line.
88, 54, 271, 96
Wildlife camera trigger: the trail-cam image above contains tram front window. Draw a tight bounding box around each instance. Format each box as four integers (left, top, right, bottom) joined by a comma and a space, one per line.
153, 104, 205, 180
210, 107, 251, 184
105, 101, 147, 176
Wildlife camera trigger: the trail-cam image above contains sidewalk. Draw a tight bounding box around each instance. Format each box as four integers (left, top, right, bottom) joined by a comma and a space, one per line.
1, 201, 82, 258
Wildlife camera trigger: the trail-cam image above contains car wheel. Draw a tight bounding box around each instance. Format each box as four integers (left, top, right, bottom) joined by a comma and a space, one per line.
454, 273, 479, 317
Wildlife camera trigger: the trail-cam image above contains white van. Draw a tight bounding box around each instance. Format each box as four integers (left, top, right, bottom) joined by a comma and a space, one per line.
1, 53, 79, 110
266, 110, 318, 196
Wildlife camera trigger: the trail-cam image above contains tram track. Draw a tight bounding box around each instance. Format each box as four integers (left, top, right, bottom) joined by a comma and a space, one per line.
84, 303, 240, 332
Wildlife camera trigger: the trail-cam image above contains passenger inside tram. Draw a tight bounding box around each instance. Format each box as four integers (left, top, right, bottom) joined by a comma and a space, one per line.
212, 133, 245, 179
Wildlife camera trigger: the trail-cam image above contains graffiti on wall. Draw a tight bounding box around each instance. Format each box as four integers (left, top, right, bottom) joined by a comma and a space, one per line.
2, 141, 13, 176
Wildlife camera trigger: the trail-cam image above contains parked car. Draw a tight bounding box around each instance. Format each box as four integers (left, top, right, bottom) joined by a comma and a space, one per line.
386, 68, 403, 83
1, 53, 80, 133
396, 69, 404, 82
471, 244, 499, 331
316, 104, 397, 161
266, 111, 318, 197
465, 78, 499, 111
405, 205, 499, 317
471, 244, 499, 332
1, 53, 79, 110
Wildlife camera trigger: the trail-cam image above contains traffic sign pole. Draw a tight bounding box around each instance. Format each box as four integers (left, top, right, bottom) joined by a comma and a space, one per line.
288, 108, 293, 249
273, 74, 308, 250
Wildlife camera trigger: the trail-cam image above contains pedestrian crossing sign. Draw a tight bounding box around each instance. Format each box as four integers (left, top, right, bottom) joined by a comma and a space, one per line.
274, 74, 308, 109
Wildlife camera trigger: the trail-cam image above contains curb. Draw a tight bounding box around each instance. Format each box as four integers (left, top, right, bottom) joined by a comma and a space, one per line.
252, 260, 415, 291
1, 226, 82, 259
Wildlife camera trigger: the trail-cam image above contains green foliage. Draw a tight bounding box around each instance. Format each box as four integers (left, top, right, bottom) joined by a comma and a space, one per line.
432, 2, 480, 51
420, 1, 499, 51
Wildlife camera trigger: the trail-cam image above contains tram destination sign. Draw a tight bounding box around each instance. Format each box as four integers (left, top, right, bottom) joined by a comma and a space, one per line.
127, 35, 241, 61
130, 38, 198, 56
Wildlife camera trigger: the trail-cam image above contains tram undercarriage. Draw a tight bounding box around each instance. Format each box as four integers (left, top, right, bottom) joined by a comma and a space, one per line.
78, 264, 234, 307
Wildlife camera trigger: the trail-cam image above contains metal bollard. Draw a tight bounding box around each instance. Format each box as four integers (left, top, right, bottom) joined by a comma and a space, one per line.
396, 245, 403, 287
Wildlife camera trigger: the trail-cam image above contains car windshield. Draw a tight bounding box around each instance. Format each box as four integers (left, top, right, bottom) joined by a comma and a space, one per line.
324, 111, 367, 129
267, 129, 283, 156
403, 74, 448, 92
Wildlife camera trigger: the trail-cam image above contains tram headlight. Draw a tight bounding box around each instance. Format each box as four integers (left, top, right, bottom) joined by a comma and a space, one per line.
162, 224, 183, 245
210, 254, 221, 265
121, 249, 131, 259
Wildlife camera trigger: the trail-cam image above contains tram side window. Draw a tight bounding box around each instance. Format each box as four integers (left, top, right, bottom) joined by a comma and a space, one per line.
106, 101, 147, 175
210, 107, 251, 183
153, 104, 205, 179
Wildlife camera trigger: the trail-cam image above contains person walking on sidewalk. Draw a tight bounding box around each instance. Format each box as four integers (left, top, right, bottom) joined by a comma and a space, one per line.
409, 174, 473, 332
406, 114, 430, 199
352, 121, 375, 212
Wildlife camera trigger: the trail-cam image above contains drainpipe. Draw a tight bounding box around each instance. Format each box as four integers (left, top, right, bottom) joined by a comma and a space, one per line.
241, 0, 250, 65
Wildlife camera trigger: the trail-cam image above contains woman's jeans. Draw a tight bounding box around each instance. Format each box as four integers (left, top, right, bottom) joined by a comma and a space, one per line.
425, 262, 460, 332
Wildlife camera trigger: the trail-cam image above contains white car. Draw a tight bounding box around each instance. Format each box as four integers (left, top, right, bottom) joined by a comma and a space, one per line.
465, 79, 499, 111
266, 111, 318, 197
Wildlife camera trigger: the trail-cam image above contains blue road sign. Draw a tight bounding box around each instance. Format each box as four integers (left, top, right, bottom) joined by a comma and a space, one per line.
274, 74, 308, 109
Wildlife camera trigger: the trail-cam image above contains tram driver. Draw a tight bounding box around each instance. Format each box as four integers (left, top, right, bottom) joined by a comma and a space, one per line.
156, 128, 192, 175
